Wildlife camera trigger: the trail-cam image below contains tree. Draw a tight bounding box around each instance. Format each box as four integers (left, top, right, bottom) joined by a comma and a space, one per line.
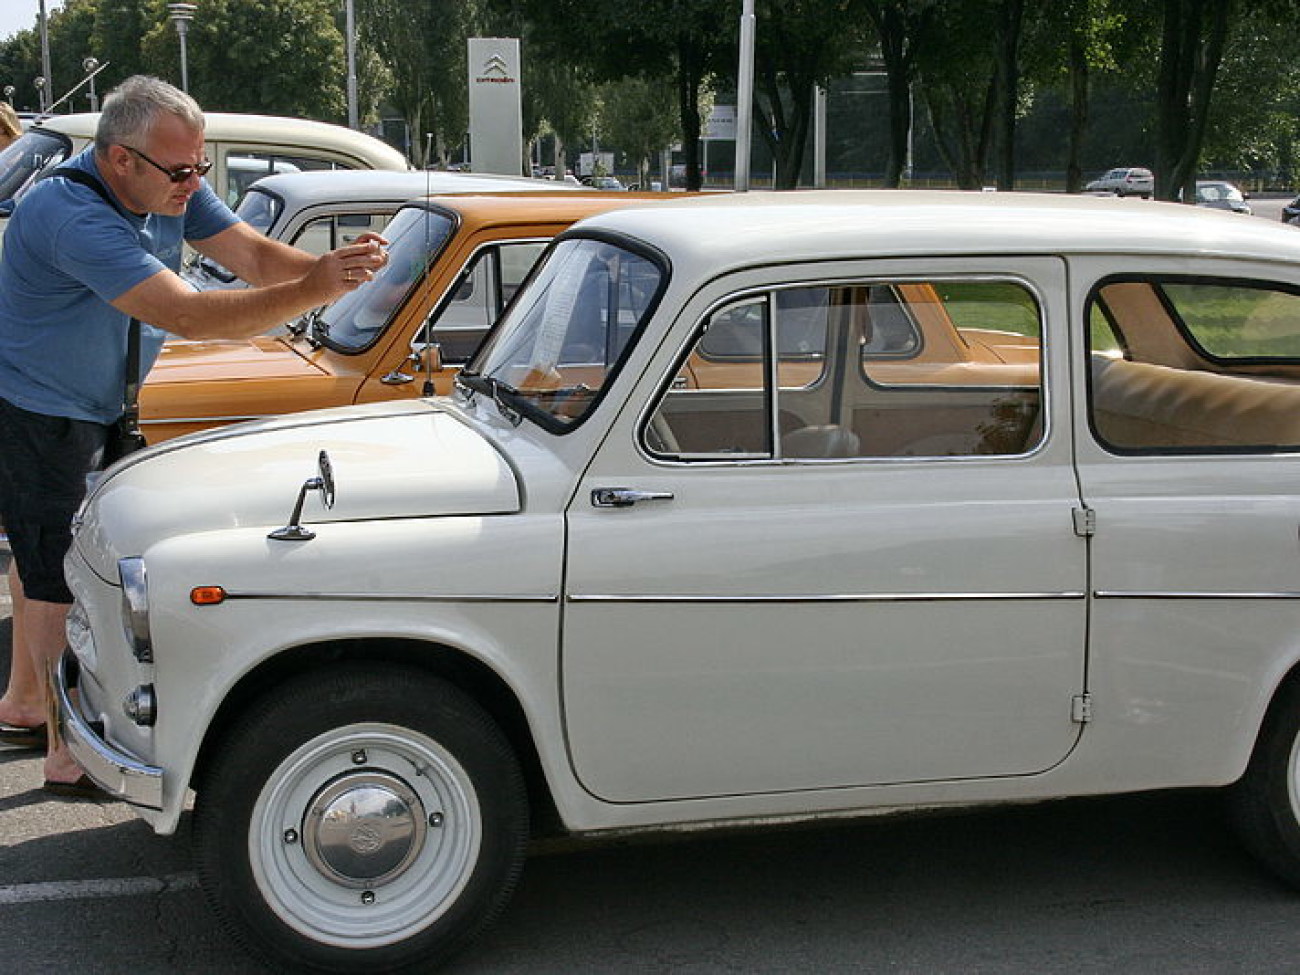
522, 57, 600, 179
1021, 0, 1128, 192
858, 0, 938, 187
89, 0, 156, 94
513, 0, 731, 190
138, 0, 345, 120
0, 29, 42, 112
359, 0, 483, 167
991, 0, 1025, 190
914, 0, 999, 189
602, 76, 680, 188
1198, 6, 1300, 183
0, 0, 102, 114
750, 0, 864, 189
1151, 0, 1232, 201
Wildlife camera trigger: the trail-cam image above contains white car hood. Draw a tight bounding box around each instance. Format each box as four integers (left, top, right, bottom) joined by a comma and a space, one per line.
74, 401, 519, 578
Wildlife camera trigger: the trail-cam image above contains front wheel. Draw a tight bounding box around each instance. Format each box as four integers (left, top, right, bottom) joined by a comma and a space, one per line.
194, 665, 528, 973
1228, 681, 1300, 889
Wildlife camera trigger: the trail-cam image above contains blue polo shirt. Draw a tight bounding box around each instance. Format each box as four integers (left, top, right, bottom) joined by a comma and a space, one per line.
0, 147, 237, 424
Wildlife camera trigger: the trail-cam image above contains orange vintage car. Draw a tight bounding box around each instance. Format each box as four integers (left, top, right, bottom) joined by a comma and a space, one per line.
138, 193, 665, 443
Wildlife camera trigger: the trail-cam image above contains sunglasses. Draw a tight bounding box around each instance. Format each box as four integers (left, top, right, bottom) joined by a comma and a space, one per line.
123, 145, 213, 183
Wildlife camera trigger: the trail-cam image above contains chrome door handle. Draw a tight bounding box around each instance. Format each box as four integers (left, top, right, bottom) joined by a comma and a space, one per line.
591, 487, 675, 508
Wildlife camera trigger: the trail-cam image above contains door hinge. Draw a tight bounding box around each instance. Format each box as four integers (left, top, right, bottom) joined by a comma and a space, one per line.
1072, 506, 1096, 537
1071, 693, 1093, 724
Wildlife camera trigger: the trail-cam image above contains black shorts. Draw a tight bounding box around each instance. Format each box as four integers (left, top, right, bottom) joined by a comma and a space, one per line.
0, 397, 109, 604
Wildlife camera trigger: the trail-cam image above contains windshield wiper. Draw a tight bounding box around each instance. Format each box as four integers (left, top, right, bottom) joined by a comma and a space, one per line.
290, 306, 327, 347
457, 373, 525, 427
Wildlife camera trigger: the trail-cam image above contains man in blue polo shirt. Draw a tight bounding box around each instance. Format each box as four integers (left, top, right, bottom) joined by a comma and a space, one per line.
0, 76, 389, 796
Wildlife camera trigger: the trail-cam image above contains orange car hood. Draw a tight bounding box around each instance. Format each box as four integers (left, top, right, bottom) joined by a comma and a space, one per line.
149, 336, 323, 383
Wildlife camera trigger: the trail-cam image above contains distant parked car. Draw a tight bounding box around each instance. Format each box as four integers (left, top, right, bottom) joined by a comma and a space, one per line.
586, 175, 628, 191
1192, 180, 1252, 215
1283, 194, 1300, 226
1085, 167, 1154, 198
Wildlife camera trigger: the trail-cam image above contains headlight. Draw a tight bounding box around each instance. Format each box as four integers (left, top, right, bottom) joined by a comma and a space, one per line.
65, 600, 96, 669
118, 557, 153, 663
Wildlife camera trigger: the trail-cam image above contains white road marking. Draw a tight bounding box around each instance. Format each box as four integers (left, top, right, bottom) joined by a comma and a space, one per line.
0, 872, 197, 905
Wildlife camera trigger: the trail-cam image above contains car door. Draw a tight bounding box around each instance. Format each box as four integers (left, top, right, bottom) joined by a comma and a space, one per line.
562, 257, 1090, 803
1073, 260, 1300, 779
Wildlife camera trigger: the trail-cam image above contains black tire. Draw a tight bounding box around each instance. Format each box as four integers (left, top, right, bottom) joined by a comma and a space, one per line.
1228, 680, 1300, 889
193, 665, 529, 973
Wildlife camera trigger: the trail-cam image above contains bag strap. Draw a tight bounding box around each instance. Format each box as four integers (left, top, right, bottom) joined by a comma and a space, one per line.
51, 166, 143, 421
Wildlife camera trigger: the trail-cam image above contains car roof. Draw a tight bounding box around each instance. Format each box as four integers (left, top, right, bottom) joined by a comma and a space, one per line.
404, 192, 676, 229
34, 112, 409, 170
245, 168, 582, 208
570, 190, 1300, 269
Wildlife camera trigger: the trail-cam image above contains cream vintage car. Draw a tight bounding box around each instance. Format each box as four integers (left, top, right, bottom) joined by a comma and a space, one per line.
0, 111, 410, 209
59, 190, 1300, 972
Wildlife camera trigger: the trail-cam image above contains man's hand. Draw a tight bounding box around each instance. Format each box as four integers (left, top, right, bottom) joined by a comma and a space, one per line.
312, 235, 390, 301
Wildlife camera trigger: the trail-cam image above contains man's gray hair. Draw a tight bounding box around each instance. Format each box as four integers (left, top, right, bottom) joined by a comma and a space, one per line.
95, 75, 204, 154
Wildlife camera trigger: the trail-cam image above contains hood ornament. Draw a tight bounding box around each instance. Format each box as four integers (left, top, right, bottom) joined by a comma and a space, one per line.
268, 450, 336, 542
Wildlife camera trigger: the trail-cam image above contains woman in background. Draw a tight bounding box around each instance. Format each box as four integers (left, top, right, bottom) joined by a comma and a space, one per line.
0, 102, 20, 150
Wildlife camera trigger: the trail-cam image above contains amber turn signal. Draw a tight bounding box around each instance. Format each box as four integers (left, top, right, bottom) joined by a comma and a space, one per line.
190, 586, 227, 606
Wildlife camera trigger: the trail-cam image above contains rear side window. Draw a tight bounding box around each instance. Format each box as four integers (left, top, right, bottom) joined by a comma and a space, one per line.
1088, 277, 1300, 452
1162, 282, 1300, 359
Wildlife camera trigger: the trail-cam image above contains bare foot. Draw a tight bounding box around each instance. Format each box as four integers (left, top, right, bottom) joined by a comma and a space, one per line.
0, 697, 46, 730
42, 744, 86, 785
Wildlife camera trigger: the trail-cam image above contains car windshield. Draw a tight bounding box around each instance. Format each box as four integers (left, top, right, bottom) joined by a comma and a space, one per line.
0, 127, 72, 204
184, 187, 285, 287
1197, 183, 1244, 203
313, 203, 456, 353
461, 236, 665, 431
232, 187, 283, 235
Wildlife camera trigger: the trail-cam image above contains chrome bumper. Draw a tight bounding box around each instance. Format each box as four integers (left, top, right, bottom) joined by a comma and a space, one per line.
55, 650, 163, 810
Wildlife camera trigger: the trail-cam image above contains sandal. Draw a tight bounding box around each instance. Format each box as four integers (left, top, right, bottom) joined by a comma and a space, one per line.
0, 721, 48, 750
42, 775, 111, 801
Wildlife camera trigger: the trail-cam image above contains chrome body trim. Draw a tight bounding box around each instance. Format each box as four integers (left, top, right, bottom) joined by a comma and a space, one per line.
1095, 590, 1300, 600
221, 591, 559, 603
139, 414, 264, 427
55, 650, 163, 810
567, 591, 1086, 604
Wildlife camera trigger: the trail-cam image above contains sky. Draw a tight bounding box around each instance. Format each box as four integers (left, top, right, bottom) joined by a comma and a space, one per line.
1, 1, 65, 44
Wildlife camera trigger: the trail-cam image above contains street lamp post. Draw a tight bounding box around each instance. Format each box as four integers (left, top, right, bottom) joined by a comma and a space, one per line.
344, 0, 358, 129
34, 77, 48, 114
83, 58, 100, 111
167, 3, 197, 94
734, 0, 756, 191
38, 0, 53, 113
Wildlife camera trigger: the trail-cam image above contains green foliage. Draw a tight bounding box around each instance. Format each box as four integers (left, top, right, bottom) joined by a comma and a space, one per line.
5, 0, 1300, 188
601, 76, 680, 185
913, 0, 1001, 189
140, 0, 346, 120
752, 0, 867, 188
510, 0, 731, 189
358, 0, 485, 167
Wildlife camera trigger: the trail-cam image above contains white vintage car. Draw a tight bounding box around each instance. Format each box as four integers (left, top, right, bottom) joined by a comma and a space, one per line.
59, 190, 1300, 972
